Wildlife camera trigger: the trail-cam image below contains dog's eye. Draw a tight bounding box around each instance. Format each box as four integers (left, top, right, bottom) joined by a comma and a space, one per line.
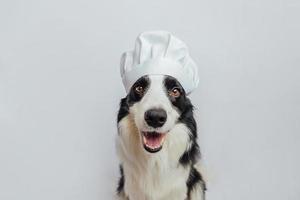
169, 87, 181, 98
135, 86, 144, 95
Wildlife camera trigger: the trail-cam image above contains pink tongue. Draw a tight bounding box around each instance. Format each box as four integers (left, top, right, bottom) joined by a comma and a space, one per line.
145, 135, 162, 148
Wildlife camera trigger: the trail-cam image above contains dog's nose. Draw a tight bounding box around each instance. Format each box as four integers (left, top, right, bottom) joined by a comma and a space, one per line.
144, 109, 167, 128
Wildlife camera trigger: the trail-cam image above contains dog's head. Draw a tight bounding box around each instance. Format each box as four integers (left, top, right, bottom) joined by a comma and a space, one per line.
118, 74, 196, 154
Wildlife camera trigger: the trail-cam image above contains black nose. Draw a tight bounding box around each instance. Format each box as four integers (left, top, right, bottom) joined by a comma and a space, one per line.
144, 109, 167, 128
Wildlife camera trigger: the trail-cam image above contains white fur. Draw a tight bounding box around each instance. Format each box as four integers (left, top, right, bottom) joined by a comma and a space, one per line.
116, 75, 204, 200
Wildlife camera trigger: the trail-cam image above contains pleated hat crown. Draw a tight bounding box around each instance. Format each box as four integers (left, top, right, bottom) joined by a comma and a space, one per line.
120, 31, 199, 95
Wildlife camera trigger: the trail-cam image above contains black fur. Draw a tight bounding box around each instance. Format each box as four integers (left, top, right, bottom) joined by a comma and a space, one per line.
117, 165, 125, 194
163, 75, 188, 112
163, 76, 200, 167
186, 167, 207, 199
117, 76, 150, 123
117, 98, 129, 123
178, 101, 200, 166
179, 141, 200, 166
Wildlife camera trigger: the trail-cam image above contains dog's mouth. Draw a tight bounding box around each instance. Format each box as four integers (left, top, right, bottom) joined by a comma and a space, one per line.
142, 131, 166, 153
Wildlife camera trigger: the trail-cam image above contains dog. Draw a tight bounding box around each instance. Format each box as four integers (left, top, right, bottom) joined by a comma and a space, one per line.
116, 74, 206, 200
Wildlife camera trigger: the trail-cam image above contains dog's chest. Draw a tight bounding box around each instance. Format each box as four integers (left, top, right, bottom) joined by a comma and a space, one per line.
123, 161, 189, 200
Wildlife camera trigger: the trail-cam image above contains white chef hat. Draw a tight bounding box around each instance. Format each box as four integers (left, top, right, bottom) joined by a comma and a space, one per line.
120, 31, 199, 95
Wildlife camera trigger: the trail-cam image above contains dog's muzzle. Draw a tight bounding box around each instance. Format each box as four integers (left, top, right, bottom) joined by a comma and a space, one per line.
142, 131, 166, 153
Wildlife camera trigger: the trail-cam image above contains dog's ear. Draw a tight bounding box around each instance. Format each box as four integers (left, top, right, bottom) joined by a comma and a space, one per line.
117, 97, 129, 123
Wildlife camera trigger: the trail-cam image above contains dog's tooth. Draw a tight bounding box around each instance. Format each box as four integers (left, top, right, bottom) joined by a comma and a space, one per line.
142, 135, 147, 144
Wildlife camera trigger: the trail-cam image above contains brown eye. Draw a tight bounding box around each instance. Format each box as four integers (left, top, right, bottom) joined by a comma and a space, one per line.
169, 87, 181, 98
135, 86, 144, 94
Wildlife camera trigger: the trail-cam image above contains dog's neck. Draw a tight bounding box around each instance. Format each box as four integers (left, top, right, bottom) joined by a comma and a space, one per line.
117, 115, 191, 200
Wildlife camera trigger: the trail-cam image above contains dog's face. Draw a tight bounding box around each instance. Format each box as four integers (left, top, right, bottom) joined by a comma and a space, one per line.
120, 75, 191, 153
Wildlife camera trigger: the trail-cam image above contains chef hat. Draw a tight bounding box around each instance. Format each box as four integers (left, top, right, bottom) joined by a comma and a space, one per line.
120, 31, 199, 95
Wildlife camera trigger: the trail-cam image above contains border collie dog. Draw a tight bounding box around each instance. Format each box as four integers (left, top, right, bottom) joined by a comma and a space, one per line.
116, 74, 206, 200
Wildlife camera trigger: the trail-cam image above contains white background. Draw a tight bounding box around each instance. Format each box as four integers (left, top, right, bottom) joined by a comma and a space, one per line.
0, 0, 299, 199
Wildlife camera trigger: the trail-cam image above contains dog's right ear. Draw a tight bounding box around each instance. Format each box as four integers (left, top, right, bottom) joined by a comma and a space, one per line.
117, 97, 129, 123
